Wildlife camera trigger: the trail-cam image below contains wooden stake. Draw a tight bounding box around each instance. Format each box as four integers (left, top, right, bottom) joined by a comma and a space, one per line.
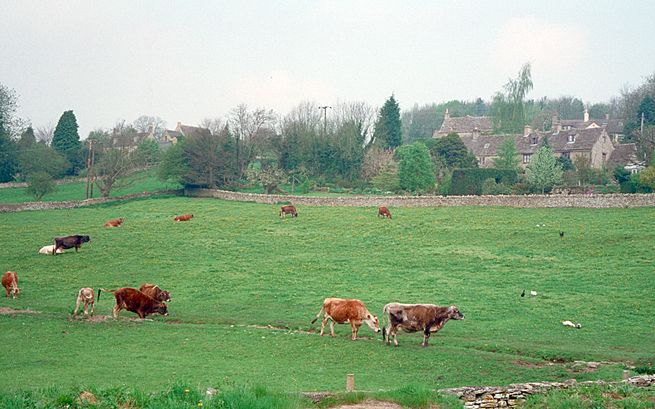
346, 374, 355, 392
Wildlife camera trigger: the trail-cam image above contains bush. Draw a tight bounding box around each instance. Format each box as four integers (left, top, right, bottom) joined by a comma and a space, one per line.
449, 168, 518, 195
25, 172, 57, 201
481, 178, 513, 195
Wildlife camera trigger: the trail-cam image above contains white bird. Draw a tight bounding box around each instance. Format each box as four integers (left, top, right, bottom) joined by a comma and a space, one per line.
562, 320, 582, 328
530, 290, 538, 296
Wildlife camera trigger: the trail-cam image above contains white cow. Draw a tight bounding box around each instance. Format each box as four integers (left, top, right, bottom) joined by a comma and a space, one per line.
39, 245, 63, 255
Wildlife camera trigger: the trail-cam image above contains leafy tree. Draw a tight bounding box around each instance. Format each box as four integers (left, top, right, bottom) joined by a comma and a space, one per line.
373, 95, 402, 148
638, 166, 655, 190
26, 172, 56, 201
228, 104, 276, 178
429, 132, 478, 169
638, 95, 655, 125
588, 103, 610, 120
19, 143, 67, 178
18, 126, 36, 150
396, 142, 435, 193
135, 139, 160, 166
493, 138, 520, 171
573, 156, 593, 186
0, 83, 20, 137
491, 63, 533, 133
158, 141, 190, 185
245, 164, 287, 194
370, 163, 400, 192
0, 124, 18, 182
526, 146, 563, 193
52, 110, 83, 175
556, 156, 574, 172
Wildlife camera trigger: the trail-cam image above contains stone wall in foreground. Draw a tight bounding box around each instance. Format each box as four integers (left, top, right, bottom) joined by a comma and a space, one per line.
439, 375, 655, 408
185, 188, 655, 208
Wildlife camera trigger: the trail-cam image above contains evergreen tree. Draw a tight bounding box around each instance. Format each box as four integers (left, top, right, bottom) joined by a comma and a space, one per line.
18, 126, 36, 150
52, 110, 83, 175
526, 146, 563, 193
0, 123, 18, 182
396, 142, 435, 193
429, 132, 478, 169
493, 138, 520, 171
373, 95, 402, 148
638, 95, 655, 125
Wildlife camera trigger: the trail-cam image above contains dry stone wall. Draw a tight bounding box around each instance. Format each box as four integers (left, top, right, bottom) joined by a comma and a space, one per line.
185, 188, 655, 208
439, 375, 655, 408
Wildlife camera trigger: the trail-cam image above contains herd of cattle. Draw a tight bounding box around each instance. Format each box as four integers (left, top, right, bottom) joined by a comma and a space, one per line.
3, 206, 466, 346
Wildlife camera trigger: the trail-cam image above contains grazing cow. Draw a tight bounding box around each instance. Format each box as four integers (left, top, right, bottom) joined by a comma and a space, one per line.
2, 271, 20, 299
174, 214, 193, 222
104, 218, 125, 228
378, 206, 392, 219
138, 283, 171, 302
382, 303, 464, 347
279, 205, 298, 218
39, 245, 63, 255
98, 287, 168, 319
53, 235, 91, 255
73, 287, 95, 317
311, 297, 380, 340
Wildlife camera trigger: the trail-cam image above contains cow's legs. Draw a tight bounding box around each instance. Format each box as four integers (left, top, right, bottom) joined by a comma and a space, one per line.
329, 320, 335, 337
73, 296, 82, 317
422, 328, 431, 347
320, 315, 328, 336
89, 301, 94, 316
112, 305, 121, 319
350, 322, 358, 340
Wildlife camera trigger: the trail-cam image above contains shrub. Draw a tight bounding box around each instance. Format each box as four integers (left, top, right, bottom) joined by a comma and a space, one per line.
449, 168, 518, 195
26, 172, 57, 201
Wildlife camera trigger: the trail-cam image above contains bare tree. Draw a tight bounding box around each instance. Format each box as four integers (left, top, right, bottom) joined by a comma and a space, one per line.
228, 104, 276, 177
332, 101, 376, 146
35, 124, 55, 145
94, 148, 135, 197
200, 117, 225, 136
133, 115, 167, 138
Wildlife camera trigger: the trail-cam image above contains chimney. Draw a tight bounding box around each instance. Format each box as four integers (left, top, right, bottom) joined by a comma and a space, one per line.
472, 127, 480, 141
444, 108, 450, 120
176, 121, 182, 131
605, 113, 610, 121
552, 114, 561, 133
524, 124, 532, 137
583, 109, 589, 123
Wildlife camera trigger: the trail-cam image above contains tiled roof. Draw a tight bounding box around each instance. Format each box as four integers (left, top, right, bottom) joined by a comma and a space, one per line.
607, 143, 639, 168
437, 116, 492, 135
180, 125, 211, 139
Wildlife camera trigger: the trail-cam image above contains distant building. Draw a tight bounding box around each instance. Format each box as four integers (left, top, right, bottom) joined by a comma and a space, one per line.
111, 125, 157, 152
433, 109, 492, 138
161, 122, 212, 145
607, 143, 645, 174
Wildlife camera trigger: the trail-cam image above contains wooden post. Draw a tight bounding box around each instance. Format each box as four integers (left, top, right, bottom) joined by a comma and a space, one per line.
346, 373, 355, 392
623, 370, 630, 380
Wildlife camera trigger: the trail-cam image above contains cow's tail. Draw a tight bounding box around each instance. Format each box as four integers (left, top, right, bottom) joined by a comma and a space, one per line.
310, 306, 324, 324
97, 288, 114, 301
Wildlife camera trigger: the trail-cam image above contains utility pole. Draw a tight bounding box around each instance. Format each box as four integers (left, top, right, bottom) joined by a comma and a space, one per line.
641, 112, 645, 136
85, 140, 93, 199
318, 105, 332, 136
89, 141, 95, 198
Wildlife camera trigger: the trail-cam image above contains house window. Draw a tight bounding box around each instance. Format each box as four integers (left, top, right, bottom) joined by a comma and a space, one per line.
562, 151, 570, 159
523, 154, 531, 164
531, 136, 538, 145
602, 152, 607, 163
567, 134, 575, 143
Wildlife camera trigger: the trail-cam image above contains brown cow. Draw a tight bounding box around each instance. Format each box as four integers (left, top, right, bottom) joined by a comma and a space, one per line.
104, 218, 125, 228
382, 303, 464, 347
53, 235, 91, 255
2, 271, 20, 299
378, 206, 392, 219
174, 214, 193, 222
73, 287, 95, 317
311, 297, 380, 340
279, 205, 298, 218
138, 283, 171, 302
98, 287, 168, 319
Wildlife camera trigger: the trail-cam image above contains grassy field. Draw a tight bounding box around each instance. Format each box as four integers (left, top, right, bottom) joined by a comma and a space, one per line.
0, 197, 653, 400
0, 169, 180, 203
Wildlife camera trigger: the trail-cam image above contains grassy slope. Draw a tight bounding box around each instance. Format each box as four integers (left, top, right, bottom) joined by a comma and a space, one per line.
0, 169, 180, 203
0, 197, 653, 394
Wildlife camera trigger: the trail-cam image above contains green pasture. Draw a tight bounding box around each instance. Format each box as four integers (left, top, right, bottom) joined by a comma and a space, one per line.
0, 197, 653, 396
0, 169, 180, 203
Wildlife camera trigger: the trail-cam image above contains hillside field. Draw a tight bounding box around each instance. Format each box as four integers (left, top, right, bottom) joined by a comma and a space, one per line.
0, 196, 653, 395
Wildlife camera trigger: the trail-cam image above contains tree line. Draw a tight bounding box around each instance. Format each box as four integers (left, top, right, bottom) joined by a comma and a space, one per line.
1, 66, 655, 200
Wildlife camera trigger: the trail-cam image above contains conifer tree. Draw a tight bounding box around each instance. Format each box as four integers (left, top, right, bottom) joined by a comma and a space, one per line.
52, 110, 83, 175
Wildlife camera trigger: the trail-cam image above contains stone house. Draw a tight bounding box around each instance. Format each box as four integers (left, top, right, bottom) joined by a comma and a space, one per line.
111, 126, 157, 152
161, 122, 212, 145
433, 109, 493, 138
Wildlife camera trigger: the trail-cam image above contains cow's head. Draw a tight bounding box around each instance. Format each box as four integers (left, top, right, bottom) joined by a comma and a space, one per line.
365, 313, 381, 333
447, 306, 464, 320
159, 290, 171, 302
82, 235, 91, 243
12, 286, 20, 298
157, 302, 169, 316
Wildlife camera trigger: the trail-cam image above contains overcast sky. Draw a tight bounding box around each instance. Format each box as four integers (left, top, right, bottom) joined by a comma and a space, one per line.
2, 1, 654, 138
